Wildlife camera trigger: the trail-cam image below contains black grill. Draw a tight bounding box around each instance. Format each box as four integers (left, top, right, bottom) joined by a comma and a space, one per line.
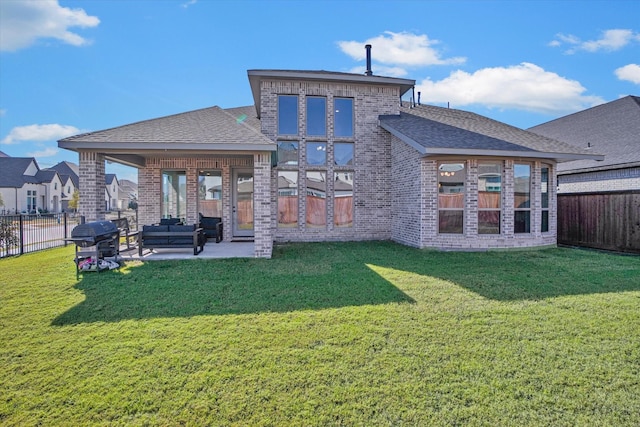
70, 221, 120, 248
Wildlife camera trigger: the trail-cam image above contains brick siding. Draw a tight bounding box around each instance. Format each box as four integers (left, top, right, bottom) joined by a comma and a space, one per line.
558, 167, 640, 193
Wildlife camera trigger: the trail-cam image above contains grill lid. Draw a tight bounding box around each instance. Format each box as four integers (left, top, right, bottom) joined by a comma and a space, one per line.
71, 221, 119, 246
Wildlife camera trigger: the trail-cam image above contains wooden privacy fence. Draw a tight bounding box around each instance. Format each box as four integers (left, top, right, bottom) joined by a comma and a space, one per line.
557, 190, 640, 254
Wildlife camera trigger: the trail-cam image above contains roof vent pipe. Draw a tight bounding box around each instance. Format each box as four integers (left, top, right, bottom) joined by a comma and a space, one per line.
418, 91, 421, 105
365, 44, 372, 76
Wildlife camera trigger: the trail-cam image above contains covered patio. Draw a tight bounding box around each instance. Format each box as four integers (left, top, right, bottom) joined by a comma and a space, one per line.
59, 106, 276, 258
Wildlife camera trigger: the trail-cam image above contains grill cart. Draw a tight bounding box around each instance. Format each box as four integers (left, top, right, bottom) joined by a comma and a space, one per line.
66, 221, 121, 275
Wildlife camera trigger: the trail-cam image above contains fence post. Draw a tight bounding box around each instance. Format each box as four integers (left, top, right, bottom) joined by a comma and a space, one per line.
19, 215, 24, 255
64, 213, 69, 245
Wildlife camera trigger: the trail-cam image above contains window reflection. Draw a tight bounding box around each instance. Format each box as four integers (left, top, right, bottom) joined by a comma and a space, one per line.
306, 171, 326, 228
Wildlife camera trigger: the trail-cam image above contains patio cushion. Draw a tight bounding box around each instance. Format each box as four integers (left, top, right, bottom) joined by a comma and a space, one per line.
168, 224, 196, 245
142, 225, 169, 245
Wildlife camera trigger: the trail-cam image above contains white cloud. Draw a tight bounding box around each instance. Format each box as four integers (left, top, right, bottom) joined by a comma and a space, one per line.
1, 124, 81, 145
182, 0, 198, 8
417, 63, 604, 114
0, 0, 99, 52
615, 64, 640, 84
27, 147, 58, 158
0, 109, 6, 117
550, 29, 639, 54
338, 31, 465, 75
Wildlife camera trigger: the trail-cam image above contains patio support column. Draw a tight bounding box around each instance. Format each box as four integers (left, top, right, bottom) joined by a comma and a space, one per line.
253, 152, 273, 258
78, 151, 106, 222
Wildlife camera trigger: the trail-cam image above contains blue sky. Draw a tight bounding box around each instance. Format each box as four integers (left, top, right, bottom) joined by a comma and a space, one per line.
1, 0, 639, 182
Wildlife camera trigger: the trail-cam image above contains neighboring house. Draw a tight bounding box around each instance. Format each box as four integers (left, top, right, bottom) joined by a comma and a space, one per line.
105, 174, 119, 211
59, 59, 601, 258
119, 179, 138, 209
0, 157, 64, 214
529, 95, 640, 193
48, 161, 80, 212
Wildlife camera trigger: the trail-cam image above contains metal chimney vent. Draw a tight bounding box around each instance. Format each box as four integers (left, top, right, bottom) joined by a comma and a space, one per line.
365, 44, 372, 76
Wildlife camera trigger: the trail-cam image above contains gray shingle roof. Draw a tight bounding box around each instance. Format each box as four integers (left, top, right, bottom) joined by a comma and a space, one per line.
528, 95, 640, 173
49, 161, 79, 187
378, 104, 603, 162
0, 157, 37, 187
59, 106, 275, 151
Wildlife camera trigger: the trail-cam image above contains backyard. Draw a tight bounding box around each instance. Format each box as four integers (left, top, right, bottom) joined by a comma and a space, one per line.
1, 242, 638, 426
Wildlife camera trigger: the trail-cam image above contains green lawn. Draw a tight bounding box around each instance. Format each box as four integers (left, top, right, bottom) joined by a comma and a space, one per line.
1, 242, 639, 426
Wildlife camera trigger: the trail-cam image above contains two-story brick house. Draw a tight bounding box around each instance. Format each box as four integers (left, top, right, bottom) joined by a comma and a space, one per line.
59, 64, 602, 258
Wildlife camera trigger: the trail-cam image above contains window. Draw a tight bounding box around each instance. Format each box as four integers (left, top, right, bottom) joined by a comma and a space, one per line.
306, 142, 327, 166
278, 95, 298, 135
198, 170, 222, 217
334, 98, 353, 138
334, 143, 354, 166
478, 162, 501, 234
162, 171, 186, 221
278, 171, 298, 228
306, 97, 326, 136
54, 183, 58, 190
306, 171, 326, 228
438, 163, 465, 233
541, 165, 550, 232
67, 186, 70, 193
334, 172, 353, 227
277, 141, 298, 166
514, 164, 531, 233
27, 190, 36, 213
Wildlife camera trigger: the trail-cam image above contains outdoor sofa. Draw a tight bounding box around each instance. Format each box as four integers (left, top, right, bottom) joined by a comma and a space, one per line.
139, 224, 205, 256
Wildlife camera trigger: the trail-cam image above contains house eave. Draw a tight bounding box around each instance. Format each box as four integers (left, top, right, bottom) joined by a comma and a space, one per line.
558, 161, 640, 175
58, 141, 277, 153
381, 121, 605, 162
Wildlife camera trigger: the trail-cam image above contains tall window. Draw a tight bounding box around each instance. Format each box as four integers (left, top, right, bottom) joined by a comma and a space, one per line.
478, 162, 501, 234
514, 164, 531, 233
278, 171, 298, 228
306, 97, 326, 136
162, 171, 186, 221
438, 163, 465, 233
541, 165, 550, 232
334, 172, 353, 228
198, 170, 222, 217
306, 171, 327, 228
278, 95, 298, 135
334, 98, 354, 138
27, 190, 36, 213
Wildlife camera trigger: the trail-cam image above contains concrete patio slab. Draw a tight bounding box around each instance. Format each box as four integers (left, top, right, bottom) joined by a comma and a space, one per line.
118, 241, 255, 261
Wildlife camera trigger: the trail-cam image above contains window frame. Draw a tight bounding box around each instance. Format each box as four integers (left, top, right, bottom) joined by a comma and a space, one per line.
438, 162, 466, 234
277, 95, 298, 136
541, 164, 550, 233
334, 97, 354, 138
306, 96, 327, 137
478, 161, 502, 234
514, 163, 531, 234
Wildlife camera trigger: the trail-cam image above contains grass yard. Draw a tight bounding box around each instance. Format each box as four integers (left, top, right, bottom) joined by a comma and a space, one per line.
1, 242, 639, 426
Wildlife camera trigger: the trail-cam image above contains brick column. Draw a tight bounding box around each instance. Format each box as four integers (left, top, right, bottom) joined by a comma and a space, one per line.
253, 152, 273, 258
503, 160, 514, 235
465, 159, 478, 236
78, 151, 105, 222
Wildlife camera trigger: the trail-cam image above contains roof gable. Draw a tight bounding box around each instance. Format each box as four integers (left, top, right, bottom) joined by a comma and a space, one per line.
0, 157, 39, 188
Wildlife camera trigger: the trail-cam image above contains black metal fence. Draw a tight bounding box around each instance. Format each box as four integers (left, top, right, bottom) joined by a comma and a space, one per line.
0, 211, 138, 259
